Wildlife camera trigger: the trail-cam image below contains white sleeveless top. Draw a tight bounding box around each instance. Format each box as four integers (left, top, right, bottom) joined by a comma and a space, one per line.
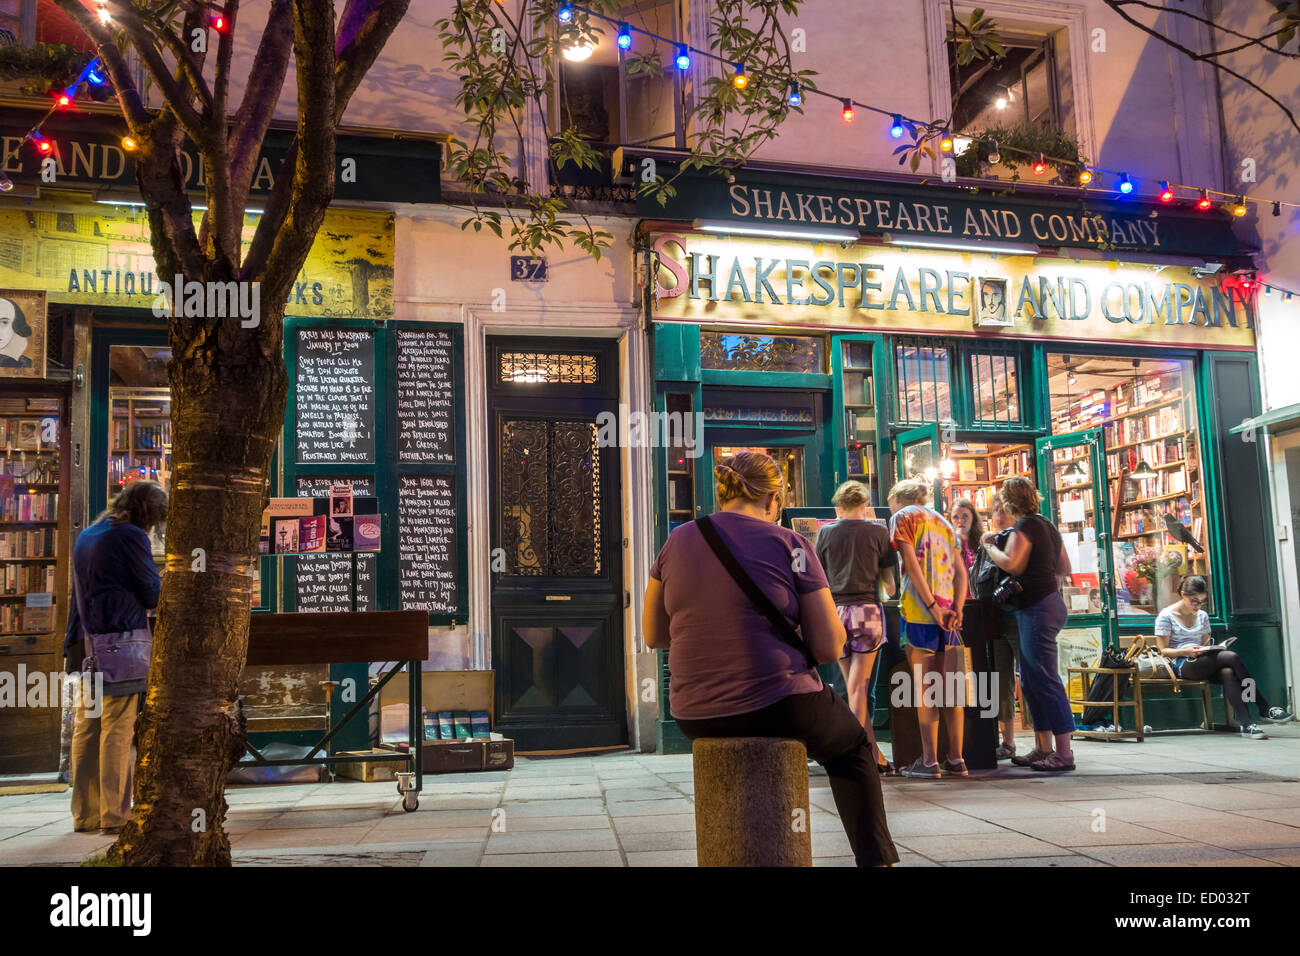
1153, 607, 1210, 650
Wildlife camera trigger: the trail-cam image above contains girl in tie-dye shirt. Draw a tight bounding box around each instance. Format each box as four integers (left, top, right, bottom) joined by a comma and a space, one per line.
887, 478, 969, 778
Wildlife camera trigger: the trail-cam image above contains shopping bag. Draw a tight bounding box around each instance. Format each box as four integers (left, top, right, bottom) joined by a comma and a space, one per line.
941, 630, 977, 708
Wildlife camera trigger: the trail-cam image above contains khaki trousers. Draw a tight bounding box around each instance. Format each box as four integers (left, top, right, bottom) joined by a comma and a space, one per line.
70, 692, 138, 831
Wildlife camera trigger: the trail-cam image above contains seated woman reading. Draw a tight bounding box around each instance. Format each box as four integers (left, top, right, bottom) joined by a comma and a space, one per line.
1154, 576, 1293, 740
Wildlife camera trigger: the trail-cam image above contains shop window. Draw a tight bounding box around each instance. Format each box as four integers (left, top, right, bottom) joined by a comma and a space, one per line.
1048, 353, 1210, 616
839, 340, 878, 503
968, 348, 1021, 425
894, 339, 952, 425
700, 331, 824, 373
107, 345, 171, 558
498, 350, 599, 385
713, 445, 806, 508
663, 393, 696, 532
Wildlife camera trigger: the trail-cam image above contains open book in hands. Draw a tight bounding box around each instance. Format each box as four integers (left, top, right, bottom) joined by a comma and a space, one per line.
1196, 637, 1237, 653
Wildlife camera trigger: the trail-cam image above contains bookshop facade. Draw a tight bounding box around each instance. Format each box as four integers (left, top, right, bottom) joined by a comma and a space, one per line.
641, 171, 1283, 749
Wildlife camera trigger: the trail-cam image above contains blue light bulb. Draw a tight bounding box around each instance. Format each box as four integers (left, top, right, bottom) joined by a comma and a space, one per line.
617, 24, 632, 49
890, 114, 905, 139
675, 45, 690, 71
788, 81, 801, 107
557, 3, 573, 24
1119, 173, 1134, 195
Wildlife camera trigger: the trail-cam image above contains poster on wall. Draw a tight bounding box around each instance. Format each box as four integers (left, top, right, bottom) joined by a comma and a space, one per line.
1058, 627, 1105, 715
0, 290, 47, 379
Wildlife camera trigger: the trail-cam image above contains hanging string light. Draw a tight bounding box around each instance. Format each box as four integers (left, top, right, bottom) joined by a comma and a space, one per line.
542, 3, 1300, 216
1231, 196, 1248, 217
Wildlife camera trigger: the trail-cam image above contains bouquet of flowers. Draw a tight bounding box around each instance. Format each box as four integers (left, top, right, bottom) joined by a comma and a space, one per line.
1123, 544, 1183, 600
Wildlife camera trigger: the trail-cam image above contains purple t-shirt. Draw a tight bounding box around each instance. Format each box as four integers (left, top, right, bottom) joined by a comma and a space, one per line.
649, 512, 829, 720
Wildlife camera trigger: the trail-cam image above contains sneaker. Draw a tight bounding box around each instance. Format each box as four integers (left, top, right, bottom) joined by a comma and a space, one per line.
1030, 752, 1076, 772
994, 743, 1016, 760
1260, 708, 1295, 725
940, 758, 969, 777
1241, 724, 1268, 740
900, 758, 942, 778
1011, 748, 1050, 767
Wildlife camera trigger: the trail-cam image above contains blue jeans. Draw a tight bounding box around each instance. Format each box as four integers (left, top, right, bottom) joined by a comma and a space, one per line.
1014, 593, 1074, 735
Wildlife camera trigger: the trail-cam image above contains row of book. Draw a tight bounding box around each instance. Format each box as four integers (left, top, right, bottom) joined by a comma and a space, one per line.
0, 528, 57, 559
0, 493, 57, 522
1117, 508, 1162, 536
108, 458, 168, 488
1120, 468, 1188, 501
1107, 437, 1187, 474
1058, 488, 1095, 513
1104, 406, 1182, 447
261, 514, 381, 554
992, 449, 1031, 479
1055, 388, 1109, 431
3, 563, 56, 594
0, 603, 53, 634
1112, 374, 1172, 414
421, 710, 491, 741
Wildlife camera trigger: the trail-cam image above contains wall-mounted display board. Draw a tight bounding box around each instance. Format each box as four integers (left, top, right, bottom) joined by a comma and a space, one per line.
295, 326, 376, 464
285, 319, 466, 625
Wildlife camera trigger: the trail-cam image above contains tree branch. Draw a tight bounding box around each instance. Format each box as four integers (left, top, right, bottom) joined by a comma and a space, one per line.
228, 0, 295, 208
50, 0, 149, 129
243, 0, 410, 285
1108, 1, 1300, 58
103, 0, 210, 141
1104, 1, 1300, 136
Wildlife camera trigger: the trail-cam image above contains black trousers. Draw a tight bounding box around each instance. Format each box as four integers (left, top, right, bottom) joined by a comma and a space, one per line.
1178, 650, 1271, 724
676, 685, 900, 867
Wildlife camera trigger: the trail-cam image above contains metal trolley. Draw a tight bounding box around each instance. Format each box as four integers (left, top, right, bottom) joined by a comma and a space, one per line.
238, 610, 429, 811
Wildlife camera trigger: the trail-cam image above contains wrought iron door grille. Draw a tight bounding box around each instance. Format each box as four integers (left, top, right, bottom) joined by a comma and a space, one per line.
499, 418, 602, 576
499, 351, 600, 385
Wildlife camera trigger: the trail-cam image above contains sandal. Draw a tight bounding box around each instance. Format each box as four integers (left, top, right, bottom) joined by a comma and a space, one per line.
876, 760, 900, 777
1030, 752, 1076, 772
994, 743, 1016, 760
1010, 748, 1050, 767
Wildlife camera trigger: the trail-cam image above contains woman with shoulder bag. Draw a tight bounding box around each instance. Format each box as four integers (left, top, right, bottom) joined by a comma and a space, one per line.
66, 480, 167, 834
642, 452, 899, 867
980, 476, 1076, 772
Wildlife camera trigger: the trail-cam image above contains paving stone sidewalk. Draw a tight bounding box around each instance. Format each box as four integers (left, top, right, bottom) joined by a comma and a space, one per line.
3, 727, 1299, 866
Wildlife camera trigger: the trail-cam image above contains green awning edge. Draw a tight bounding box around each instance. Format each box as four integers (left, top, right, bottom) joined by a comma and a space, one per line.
1229, 402, 1300, 435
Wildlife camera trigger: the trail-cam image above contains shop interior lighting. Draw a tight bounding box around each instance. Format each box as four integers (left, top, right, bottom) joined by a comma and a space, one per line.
695, 220, 860, 243
884, 234, 1040, 256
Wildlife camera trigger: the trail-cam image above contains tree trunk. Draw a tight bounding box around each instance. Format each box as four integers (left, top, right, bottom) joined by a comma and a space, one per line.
107, 283, 287, 867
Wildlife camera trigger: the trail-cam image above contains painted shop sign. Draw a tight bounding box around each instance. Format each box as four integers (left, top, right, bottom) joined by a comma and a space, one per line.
703, 405, 815, 424
0, 112, 441, 204
651, 234, 1256, 350
641, 171, 1242, 258
0, 201, 394, 318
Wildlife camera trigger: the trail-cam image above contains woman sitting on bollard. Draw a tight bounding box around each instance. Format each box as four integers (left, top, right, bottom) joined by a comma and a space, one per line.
642, 451, 899, 867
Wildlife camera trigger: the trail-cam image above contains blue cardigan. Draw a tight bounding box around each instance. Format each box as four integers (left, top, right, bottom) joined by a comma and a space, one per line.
65, 518, 161, 695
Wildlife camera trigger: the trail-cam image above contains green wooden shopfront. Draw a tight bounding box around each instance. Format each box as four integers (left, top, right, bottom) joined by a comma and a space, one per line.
639, 173, 1281, 753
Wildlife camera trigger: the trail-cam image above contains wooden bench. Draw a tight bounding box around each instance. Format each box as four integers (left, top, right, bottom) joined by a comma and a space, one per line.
1068, 634, 1217, 743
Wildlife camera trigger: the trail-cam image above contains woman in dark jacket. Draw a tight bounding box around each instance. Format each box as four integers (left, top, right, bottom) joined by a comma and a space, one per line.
67, 480, 167, 834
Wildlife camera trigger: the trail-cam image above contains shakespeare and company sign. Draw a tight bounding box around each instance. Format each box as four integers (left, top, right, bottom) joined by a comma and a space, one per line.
650, 233, 1256, 350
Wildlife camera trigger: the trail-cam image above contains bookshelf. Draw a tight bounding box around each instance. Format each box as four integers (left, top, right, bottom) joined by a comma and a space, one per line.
109, 387, 172, 503
664, 393, 696, 531
0, 396, 67, 641
945, 442, 1033, 520
1050, 367, 1209, 611
840, 341, 878, 501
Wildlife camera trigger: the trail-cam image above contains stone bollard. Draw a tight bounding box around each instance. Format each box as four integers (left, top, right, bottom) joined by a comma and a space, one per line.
692, 737, 812, 867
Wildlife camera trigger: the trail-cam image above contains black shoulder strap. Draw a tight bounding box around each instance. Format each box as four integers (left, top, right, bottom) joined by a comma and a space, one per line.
695, 515, 818, 670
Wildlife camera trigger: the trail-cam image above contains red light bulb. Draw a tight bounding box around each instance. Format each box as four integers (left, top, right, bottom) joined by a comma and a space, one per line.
56, 93, 71, 108
212, 14, 226, 30
1159, 181, 1174, 203
841, 99, 854, 123
1196, 189, 1212, 210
